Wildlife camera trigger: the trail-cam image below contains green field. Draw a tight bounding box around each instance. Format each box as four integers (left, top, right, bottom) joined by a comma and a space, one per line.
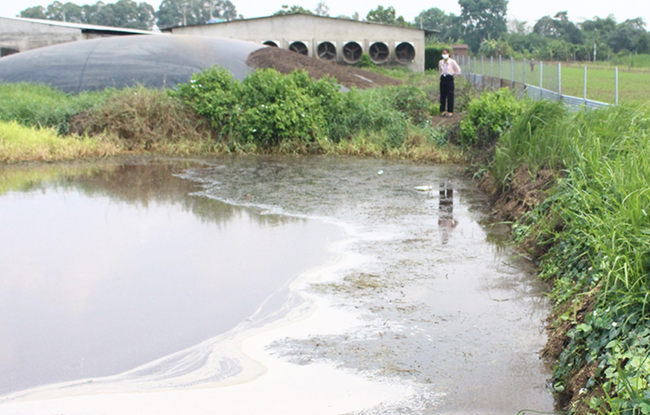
558, 65, 650, 104
472, 60, 650, 104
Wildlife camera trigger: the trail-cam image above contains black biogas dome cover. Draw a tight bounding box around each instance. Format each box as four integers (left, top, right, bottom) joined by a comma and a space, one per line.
0, 35, 264, 93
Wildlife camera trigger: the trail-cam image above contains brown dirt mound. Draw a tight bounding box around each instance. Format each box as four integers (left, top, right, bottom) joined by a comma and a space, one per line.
247, 47, 402, 89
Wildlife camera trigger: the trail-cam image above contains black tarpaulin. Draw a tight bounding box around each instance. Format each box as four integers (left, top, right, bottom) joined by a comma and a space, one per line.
0, 35, 265, 92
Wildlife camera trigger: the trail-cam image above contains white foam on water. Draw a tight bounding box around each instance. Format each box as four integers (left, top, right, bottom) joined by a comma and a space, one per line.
0, 226, 420, 415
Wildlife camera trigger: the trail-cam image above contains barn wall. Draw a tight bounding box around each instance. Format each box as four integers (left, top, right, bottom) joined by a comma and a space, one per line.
169, 15, 425, 72
0, 18, 83, 54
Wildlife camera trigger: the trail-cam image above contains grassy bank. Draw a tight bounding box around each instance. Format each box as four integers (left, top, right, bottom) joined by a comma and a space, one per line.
463, 89, 650, 412
0, 120, 118, 162
0, 68, 464, 163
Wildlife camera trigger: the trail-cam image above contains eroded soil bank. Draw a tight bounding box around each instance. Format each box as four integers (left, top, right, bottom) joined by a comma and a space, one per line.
0, 155, 554, 414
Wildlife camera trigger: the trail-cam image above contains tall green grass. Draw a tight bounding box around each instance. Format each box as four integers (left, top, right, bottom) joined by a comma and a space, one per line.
489, 100, 650, 412
610, 53, 650, 69
0, 83, 112, 134
0, 120, 118, 162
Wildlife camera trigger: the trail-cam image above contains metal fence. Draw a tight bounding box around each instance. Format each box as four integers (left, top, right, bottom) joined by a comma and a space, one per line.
458, 56, 619, 110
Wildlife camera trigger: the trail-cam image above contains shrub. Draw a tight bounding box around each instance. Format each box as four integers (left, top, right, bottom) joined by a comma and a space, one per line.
424, 44, 453, 71
382, 85, 435, 124
459, 88, 526, 146
237, 69, 329, 147
174, 67, 239, 136
175, 67, 343, 149
356, 53, 376, 68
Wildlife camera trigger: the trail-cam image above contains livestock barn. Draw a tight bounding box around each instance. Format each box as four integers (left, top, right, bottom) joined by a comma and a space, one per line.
163, 14, 428, 72
0, 16, 157, 57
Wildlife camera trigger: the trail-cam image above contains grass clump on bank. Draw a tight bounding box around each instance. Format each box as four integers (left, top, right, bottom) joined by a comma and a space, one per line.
72, 86, 217, 154
463, 90, 650, 412
0, 83, 111, 134
0, 120, 118, 162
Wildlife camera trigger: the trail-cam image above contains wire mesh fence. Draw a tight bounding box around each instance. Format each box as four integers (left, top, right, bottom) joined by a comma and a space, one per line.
457, 56, 625, 110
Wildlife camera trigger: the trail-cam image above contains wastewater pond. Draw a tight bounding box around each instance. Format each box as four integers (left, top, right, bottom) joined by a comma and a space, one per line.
0, 156, 554, 415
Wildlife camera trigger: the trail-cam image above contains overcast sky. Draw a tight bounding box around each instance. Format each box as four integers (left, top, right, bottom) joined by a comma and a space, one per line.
2, 0, 649, 28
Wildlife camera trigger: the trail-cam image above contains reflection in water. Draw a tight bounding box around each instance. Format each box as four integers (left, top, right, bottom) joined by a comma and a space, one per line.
0, 158, 342, 395
438, 179, 458, 244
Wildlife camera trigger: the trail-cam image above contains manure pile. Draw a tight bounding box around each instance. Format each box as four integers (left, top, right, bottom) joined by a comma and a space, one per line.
247, 47, 401, 89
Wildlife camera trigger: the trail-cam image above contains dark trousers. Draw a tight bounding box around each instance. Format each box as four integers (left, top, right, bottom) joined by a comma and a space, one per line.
440, 75, 455, 113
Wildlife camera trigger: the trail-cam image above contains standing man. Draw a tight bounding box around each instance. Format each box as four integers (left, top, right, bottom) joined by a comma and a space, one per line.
439, 48, 461, 117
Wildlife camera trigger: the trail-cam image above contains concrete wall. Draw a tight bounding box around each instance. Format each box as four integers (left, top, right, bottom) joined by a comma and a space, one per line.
0, 18, 83, 54
168, 14, 425, 72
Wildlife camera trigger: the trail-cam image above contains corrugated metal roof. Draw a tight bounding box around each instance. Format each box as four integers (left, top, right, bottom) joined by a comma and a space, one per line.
162, 13, 436, 34
0, 15, 161, 35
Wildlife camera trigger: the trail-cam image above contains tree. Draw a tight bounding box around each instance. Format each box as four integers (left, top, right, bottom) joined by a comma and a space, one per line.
273, 5, 313, 15
507, 18, 530, 34
581, 15, 617, 41
156, 0, 236, 28
533, 12, 583, 44
200, 0, 237, 21
505, 32, 547, 55
366, 5, 411, 27
459, 0, 508, 52
478, 38, 510, 57
157, 0, 196, 27
19, 0, 155, 29
19, 6, 47, 19
607, 18, 647, 52
415, 8, 463, 42
314, 1, 329, 16
638, 32, 650, 54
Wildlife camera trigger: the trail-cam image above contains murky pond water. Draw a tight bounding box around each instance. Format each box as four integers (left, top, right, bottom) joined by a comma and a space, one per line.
0, 156, 554, 414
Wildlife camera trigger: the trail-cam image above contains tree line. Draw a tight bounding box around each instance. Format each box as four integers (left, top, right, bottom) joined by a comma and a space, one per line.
19, 0, 239, 30
19, 0, 650, 61
416, 4, 649, 60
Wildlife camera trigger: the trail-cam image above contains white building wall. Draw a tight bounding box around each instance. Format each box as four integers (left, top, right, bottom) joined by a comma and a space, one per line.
169, 15, 425, 72
0, 18, 83, 53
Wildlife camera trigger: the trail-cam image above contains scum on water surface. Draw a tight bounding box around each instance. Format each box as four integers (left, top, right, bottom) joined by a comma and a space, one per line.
179, 154, 555, 414
0, 155, 555, 414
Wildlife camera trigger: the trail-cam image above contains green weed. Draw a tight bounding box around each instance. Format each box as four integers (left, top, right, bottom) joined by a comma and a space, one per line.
493, 101, 650, 412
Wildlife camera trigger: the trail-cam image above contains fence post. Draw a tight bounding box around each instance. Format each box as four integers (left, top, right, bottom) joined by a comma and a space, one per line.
583, 66, 587, 106
499, 55, 502, 85
539, 61, 544, 99
558, 63, 562, 101
511, 57, 514, 89
615, 66, 619, 105
474, 56, 477, 82
523, 58, 527, 88
481, 56, 485, 76
490, 56, 494, 87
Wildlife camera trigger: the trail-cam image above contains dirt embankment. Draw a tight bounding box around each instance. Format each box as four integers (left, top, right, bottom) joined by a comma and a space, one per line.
247, 47, 402, 89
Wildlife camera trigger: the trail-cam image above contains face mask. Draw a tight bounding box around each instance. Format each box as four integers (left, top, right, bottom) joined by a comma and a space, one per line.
442, 54, 449, 59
